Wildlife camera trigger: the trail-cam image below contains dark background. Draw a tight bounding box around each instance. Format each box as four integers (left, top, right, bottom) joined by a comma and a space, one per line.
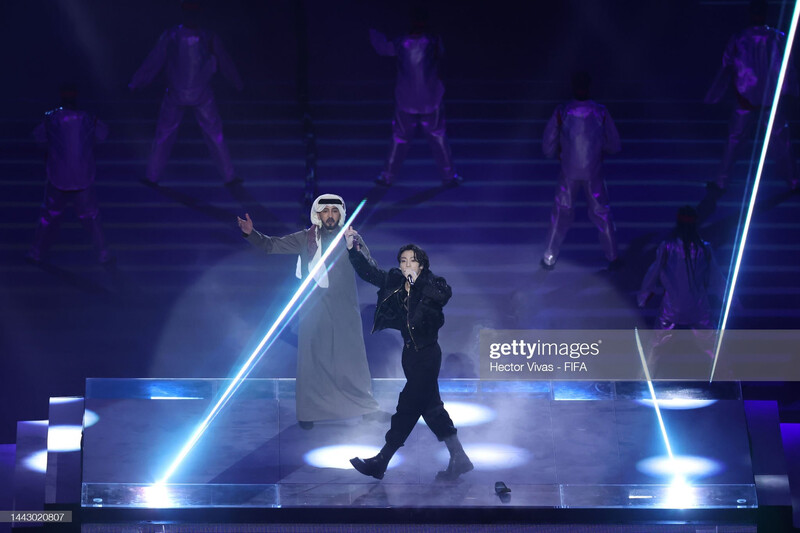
0, 1, 758, 101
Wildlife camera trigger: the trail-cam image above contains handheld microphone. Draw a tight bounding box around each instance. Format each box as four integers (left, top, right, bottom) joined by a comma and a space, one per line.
407, 274, 414, 286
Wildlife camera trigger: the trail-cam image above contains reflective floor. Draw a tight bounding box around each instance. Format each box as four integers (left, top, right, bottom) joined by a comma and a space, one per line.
81, 379, 757, 509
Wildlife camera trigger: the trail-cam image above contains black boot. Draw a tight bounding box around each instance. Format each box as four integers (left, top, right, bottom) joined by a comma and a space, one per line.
436, 434, 473, 481
350, 444, 398, 480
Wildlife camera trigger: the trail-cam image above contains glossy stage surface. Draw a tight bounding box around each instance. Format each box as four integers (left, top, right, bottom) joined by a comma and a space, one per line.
81, 378, 756, 510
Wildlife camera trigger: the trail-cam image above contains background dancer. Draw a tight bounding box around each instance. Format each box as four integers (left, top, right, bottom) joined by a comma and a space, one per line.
638, 206, 728, 373
704, 0, 797, 193
370, 7, 462, 187
541, 71, 621, 270
28, 84, 112, 265
130, 0, 243, 187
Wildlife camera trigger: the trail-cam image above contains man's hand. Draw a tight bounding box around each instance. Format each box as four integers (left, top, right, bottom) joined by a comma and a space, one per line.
636, 291, 651, 308
237, 213, 254, 235
403, 269, 419, 284
344, 226, 359, 250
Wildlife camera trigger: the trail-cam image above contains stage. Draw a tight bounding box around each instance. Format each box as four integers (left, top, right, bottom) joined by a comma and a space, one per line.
67, 378, 757, 530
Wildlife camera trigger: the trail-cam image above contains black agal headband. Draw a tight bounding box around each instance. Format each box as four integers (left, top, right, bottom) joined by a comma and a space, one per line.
318, 198, 343, 206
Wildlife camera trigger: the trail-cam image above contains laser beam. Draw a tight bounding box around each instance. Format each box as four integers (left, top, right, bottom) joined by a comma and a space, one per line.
157, 199, 367, 485
711, 1, 800, 381
634, 328, 674, 460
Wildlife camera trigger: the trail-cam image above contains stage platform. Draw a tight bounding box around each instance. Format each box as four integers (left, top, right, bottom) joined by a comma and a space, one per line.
80, 378, 756, 515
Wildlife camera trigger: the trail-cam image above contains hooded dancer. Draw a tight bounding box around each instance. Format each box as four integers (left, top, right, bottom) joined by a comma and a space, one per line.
705, 0, 798, 192
370, 7, 462, 187
237, 194, 381, 428
130, 0, 243, 187
27, 84, 111, 265
345, 231, 472, 481
541, 72, 621, 270
637, 207, 728, 371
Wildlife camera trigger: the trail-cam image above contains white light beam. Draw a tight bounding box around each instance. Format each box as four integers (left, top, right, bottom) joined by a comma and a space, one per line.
157, 199, 367, 484
711, 1, 800, 381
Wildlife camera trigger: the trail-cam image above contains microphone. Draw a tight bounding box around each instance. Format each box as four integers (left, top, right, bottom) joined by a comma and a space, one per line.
407, 274, 415, 286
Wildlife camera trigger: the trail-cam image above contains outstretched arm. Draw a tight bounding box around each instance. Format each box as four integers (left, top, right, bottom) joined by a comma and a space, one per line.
369, 29, 396, 56
704, 65, 733, 104
348, 247, 389, 288
129, 31, 168, 90
238, 213, 305, 254
705, 37, 735, 104
344, 225, 376, 264
346, 227, 389, 287
542, 107, 561, 158
638, 242, 666, 307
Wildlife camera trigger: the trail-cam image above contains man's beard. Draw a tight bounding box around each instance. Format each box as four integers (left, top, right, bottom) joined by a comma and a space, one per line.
320, 220, 338, 251
321, 220, 338, 237
322, 219, 337, 231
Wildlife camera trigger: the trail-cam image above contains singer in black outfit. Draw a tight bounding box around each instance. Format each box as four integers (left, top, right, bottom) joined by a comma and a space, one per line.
344, 227, 473, 481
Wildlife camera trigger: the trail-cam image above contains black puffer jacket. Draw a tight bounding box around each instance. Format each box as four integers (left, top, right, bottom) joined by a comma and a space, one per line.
349, 248, 452, 351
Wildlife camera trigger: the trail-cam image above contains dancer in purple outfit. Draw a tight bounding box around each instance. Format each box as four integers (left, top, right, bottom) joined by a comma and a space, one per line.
370, 7, 462, 187
638, 206, 728, 373
541, 72, 621, 270
28, 84, 111, 265
705, 0, 797, 192
130, 1, 243, 187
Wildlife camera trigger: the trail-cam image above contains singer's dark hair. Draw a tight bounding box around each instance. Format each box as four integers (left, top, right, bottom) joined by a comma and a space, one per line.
397, 244, 429, 270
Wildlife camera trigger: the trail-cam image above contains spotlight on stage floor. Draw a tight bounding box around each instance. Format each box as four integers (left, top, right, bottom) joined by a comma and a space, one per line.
304, 445, 403, 470
83, 409, 99, 428
436, 443, 530, 471
419, 401, 495, 427
637, 455, 723, 480
142, 484, 176, 508
636, 399, 717, 410
665, 476, 698, 509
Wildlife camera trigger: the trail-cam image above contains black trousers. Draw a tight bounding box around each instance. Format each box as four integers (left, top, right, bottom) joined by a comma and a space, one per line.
385, 342, 457, 448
